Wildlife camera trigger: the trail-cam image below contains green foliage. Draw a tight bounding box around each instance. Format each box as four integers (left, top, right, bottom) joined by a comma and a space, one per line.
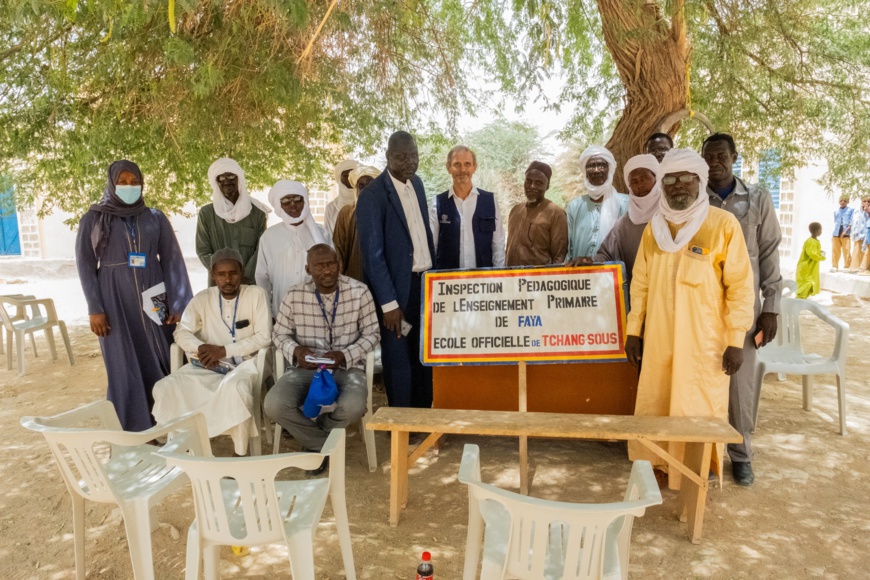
0, 0, 471, 216
1, 0, 867, 221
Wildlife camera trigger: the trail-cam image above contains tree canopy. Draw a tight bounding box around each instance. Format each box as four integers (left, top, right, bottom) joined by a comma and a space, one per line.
1, 0, 867, 219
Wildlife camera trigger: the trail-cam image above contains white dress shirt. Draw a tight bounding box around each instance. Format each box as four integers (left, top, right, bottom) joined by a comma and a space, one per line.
428, 186, 506, 268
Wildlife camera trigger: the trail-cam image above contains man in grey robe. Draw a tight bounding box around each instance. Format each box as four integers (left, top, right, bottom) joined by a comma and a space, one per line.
703, 132, 783, 486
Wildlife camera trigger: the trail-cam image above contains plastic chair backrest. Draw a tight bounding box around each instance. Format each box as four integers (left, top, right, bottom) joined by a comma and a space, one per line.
163, 429, 345, 545
777, 298, 804, 352
459, 445, 661, 580
20, 401, 126, 503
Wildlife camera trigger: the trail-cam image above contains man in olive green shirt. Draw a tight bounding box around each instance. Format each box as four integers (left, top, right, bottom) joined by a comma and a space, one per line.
196, 158, 268, 285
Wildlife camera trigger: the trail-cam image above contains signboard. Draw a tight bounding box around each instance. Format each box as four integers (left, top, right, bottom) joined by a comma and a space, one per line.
422, 264, 628, 365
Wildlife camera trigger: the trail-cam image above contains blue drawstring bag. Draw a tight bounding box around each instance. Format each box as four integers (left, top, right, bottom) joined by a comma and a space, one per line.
302, 366, 339, 419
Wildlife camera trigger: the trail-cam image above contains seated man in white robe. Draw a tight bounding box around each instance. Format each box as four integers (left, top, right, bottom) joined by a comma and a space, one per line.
153, 248, 272, 455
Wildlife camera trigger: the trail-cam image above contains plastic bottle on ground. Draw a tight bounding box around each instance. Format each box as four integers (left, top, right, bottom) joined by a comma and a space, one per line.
416, 551, 433, 579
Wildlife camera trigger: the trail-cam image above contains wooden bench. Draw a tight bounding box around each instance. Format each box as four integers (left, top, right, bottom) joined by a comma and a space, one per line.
366, 407, 742, 543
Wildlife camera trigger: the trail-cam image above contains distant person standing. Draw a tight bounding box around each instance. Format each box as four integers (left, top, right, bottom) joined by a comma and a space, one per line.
859, 198, 870, 275
75, 160, 193, 431
256, 180, 331, 317
566, 154, 660, 290
796, 223, 825, 299
196, 158, 268, 286
428, 145, 505, 269
565, 145, 629, 261
847, 197, 868, 273
333, 165, 381, 281
324, 159, 360, 237
830, 195, 854, 272
505, 161, 568, 267
643, 133, 673, 163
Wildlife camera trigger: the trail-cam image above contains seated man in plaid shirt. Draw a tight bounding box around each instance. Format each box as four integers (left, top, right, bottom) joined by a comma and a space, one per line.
265, 244, 380, 472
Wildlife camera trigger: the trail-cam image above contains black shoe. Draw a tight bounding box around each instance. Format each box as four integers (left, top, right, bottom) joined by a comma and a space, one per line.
732, 462, 754, 486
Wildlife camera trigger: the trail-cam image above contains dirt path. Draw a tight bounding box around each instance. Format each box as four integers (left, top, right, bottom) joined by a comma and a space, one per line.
1, 288, 867, 579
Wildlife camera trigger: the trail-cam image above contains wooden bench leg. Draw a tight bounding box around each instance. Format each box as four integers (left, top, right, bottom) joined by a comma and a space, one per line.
519, 436, 529, 495
389, 430, 409, 527
680, 442, 712, 544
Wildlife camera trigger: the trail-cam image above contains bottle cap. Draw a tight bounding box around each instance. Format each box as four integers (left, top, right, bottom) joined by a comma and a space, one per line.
422, 551, 431, 561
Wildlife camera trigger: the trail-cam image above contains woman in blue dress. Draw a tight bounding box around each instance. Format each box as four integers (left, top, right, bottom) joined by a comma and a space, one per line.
75, 160, 193, 431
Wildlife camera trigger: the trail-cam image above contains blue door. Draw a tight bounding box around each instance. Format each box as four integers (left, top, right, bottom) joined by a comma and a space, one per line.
0, 184, 21, 255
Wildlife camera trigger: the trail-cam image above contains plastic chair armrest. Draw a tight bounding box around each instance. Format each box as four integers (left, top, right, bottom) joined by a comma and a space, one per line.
170, 343, 184, 372
110, 412, 212, 455
20, 400, 123, 432
458, 444, 482, 484
11, 297, 56, 320
318, 428, 345, 460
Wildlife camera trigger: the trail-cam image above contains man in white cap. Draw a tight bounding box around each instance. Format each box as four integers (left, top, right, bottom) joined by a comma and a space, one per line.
196, 158, 269, 285
624, 148, 755, 490
333, 165, 381, 281
567, 153, 660, 290
152, 248, 272, 455
255, 180, 331, 317
324, 159, 360, 237
565, 145, 629, 261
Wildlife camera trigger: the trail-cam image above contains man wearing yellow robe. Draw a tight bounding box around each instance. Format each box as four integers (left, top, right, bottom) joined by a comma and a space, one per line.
624, 149, 756, 490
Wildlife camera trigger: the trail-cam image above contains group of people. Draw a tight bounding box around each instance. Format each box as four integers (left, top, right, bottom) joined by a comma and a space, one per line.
795, 195, 870, 301
75, 127, 782, 486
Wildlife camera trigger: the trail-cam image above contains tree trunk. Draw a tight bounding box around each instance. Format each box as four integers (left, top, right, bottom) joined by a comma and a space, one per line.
597, 0, 689, 191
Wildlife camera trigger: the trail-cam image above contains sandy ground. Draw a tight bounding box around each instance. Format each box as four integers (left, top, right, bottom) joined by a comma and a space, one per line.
1, 271, 868, 579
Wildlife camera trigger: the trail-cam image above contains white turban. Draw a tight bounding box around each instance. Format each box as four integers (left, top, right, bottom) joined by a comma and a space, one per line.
207, 158, 270, 223
334, 159, 360, 205
623, 154, 661, 225
650, 148, 710, 253
579, 145, 622, 248
349, 165, 381, 189
267, 180, 329, 244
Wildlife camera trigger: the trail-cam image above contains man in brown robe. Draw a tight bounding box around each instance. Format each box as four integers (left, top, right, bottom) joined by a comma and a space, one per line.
505, 161, 568, 266
332, 165, 380, 281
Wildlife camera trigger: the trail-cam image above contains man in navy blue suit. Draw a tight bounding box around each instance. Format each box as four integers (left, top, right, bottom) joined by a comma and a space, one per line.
356, 131, 436, 408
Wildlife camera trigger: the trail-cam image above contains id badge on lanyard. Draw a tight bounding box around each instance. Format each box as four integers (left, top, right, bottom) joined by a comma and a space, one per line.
128, 252, 147, 268
125, 219, 146, 268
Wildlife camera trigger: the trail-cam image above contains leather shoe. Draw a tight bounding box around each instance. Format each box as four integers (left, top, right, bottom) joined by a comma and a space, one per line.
732, 461, 754, 486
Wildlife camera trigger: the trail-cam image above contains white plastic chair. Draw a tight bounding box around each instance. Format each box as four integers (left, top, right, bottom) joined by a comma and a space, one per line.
0, 294, 36, 355
781, 279, 797, 299
459, 445, 662, 580
20, 402, 212, 580
170, 344, 271, 455
1, 295, 74, 376
755, 297, 849, 434
271, 347, 379, 471
162, 428, 356, 580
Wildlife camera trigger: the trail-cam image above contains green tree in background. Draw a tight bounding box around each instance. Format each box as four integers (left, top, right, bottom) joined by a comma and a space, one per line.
0, 0, 470, 216
1, 0, 867, 218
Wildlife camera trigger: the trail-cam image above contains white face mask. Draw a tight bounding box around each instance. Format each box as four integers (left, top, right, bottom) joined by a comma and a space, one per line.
115, 185, 142, 204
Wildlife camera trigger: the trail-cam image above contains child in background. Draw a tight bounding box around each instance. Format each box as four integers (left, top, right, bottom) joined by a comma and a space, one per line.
797, 222, 825, 299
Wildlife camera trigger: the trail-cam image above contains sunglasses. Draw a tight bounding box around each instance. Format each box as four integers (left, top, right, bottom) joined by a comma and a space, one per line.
662, 175, 698, 185
216, 174, 238, 184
